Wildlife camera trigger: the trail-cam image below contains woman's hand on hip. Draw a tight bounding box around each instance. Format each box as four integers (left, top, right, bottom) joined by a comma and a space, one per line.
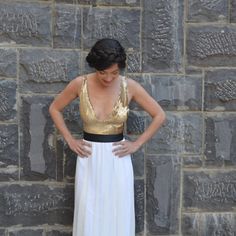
67, 138, 92, 158
112, 140, 141, 158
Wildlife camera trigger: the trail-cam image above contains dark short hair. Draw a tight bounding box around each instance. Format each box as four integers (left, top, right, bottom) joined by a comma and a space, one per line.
86, 38, 126, 70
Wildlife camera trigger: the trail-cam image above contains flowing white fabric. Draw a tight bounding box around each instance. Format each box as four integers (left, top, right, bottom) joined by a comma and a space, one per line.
72, 140, 135, 236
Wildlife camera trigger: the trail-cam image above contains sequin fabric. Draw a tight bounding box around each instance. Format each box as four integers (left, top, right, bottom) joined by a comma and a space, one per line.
79, 76, 129, 135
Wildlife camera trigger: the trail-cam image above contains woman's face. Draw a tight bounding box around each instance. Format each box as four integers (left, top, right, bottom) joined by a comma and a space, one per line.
95, 64, 120, 87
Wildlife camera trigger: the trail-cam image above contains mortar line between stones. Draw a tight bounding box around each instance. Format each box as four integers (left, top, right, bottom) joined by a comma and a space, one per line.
81, 4, 84, 73
179, 0, 188, 233
186, 22, 236, 26
140, 0, 146, 235
228, 0, 231, 23
201, 70, 205, 169
182, 166, 236, 171
183, 0, 188, 76
51, 0, 55, 49
17, 48, 21, 182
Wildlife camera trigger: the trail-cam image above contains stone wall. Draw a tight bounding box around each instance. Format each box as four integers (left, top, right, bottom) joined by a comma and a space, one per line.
0, 0, 236, 235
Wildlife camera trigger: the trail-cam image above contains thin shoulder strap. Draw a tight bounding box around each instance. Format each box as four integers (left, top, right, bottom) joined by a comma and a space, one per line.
78, 75, 87, 98
121, 76, 128, 106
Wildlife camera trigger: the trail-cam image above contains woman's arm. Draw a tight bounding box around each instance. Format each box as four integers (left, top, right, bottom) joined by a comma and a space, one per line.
113, 78, 166, 157
49, 76, 91, 157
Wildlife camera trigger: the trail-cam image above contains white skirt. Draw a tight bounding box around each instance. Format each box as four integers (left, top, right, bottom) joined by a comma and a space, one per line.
72, 140, 135, 236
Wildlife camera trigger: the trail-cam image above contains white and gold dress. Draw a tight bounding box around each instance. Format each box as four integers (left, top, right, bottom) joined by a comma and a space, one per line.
72, 76, 135, 236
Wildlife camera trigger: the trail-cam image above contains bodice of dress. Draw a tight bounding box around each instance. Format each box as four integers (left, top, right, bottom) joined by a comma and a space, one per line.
79, 75, 129, 135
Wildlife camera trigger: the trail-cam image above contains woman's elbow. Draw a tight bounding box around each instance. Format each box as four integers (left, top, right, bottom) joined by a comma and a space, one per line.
158, 110, 167, 125
49, 103, 56, 116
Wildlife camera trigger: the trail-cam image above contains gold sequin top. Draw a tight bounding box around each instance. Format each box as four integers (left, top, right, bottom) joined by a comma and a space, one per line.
79, 75, 129, 135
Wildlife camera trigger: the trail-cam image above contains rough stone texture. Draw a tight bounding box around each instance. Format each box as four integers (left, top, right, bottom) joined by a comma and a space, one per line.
56, 137, 77, 183
183, 155, 203, 168
187, 0, 228, 22
0, 79, 17, 121
204, 69, 236, 111
127, 110, 146, 134
0, 184, 74, 227
46, 230, 72, 236
182, 213, 236, 236
53, 4, 81, 49
147, 113, 202, 155
142, 0, 183, 72
62, 99, 83, 135
231, 0, 236, 22
0, 2, 51, 46
19, 49, 80, 93
0, 124, 18, 181
204, 113, 236, 166
9, 229, 43, 236
20, 95, 57, 181
187, 25, 236, 67
0, 49, 17, 78
131, 146, 144, 178
127, 52, 141, 73
146, 155, 180, 235
184, 171, 236, 210
83, 7, 140, 50
131, 74, 202, 111
134, 179, 144, 234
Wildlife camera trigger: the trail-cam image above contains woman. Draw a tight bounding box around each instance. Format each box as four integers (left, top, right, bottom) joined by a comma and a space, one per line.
49, 38, 166, 236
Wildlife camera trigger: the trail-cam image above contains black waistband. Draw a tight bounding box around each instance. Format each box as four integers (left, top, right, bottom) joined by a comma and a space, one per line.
83, 131, 123, 142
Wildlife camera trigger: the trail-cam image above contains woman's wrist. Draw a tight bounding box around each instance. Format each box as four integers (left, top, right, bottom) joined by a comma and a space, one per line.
64, 134, 74, 144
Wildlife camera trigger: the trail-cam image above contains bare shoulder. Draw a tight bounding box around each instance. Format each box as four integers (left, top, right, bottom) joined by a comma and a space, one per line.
127, 77, 144, 94
126, 77, 140, 90
66, 75, 85, 96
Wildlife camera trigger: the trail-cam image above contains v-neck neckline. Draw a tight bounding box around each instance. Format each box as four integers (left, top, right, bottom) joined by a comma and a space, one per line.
85, 75, 123, 122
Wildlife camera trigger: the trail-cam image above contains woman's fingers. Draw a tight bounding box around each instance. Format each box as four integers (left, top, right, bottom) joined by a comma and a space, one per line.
112, 141, 130, 157
70, 139, 92, 158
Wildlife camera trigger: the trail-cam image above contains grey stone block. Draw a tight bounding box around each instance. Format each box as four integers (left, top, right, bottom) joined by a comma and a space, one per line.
134, 179, 144, 234
132, 74, 202, 111
82, 7, 140, 50
131, 145, 144, 178
204, 69, 236, 111
146, 112, 202, 155
182, 213, 236, 236
0, 184, 73, 226
20, 95, 57, 181
146, 155, 180, 235
205, 113, 236, 166
187, 25, 236, 67
127, 110, 146, 135
231, 0, 236, 22
0, 124, 18, 181
127, 52, 141, 73
0, 2, 51, 46
56, 137, 77, 183
184, 171, 236, 210
62, 99, 83, 135
46, 230, 72, 236
187, 0, 228, 22
0, 79, 17, 121
0, 49, 17, 78
19, 49, 80, 93
9, 229, 43, 236
183, 155, 202, 168
53, 4, 81, 49
142, 0, 183, 72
